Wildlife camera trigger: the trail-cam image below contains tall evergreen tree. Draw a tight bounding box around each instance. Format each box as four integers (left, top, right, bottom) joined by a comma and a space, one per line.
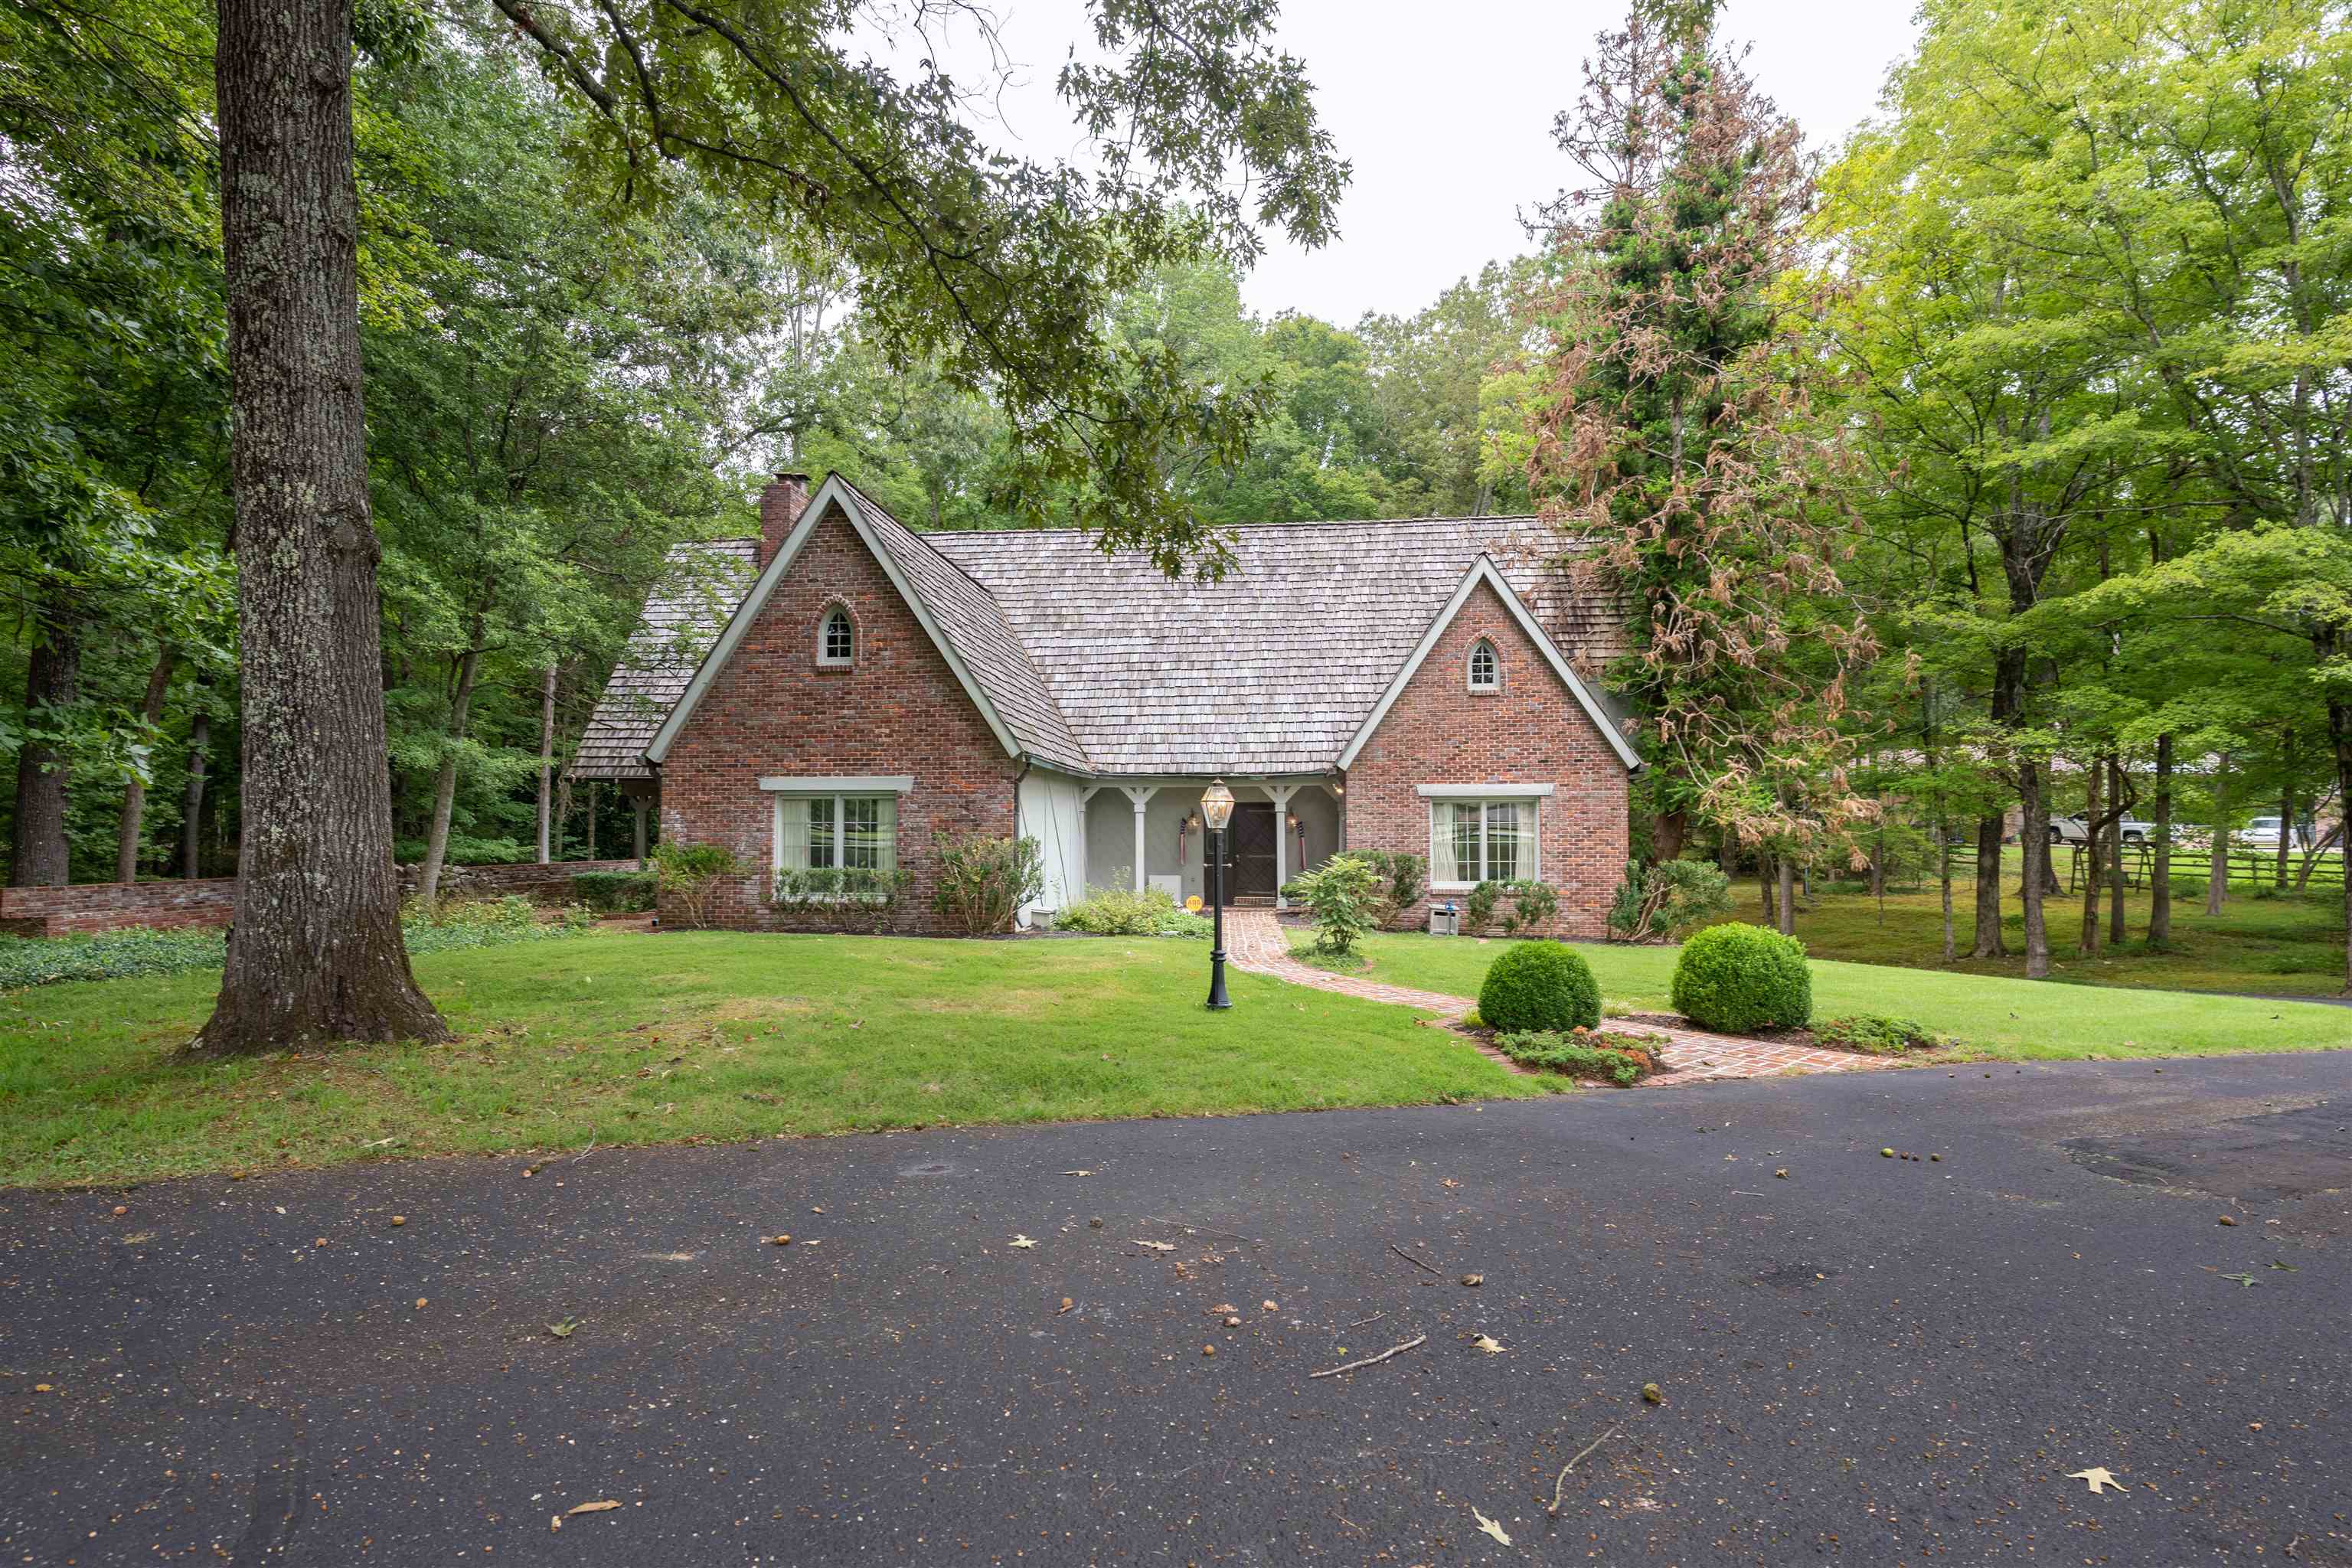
1530, 0, 1872, 893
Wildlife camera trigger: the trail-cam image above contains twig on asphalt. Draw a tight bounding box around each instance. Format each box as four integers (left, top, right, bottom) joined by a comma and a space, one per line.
1309, 1335, 1426, 1379
1547, 1421, 1622, 1514
1388, 1243, 1442, 1275
1142, 1214, 1263, 1246
1344, 1311, 1387, 1328
573, 1138, 598, 1163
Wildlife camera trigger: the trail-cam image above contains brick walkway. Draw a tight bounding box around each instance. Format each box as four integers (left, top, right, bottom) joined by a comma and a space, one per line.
1220, 910, 1892, 1088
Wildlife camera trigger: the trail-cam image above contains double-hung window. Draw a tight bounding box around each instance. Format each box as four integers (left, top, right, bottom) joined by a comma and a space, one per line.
1429, 796, 1537, 887
773, 793, 898, 874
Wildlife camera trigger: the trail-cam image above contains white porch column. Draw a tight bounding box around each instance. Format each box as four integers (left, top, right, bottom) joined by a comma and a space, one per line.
1120, 786, 1160, 892
1079, 786, 1105, 897
1266, 784, 1301, 907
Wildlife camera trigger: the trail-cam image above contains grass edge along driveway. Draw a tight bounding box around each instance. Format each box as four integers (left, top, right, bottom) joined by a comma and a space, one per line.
0, 929, 1548, 1189
1302, 930, 2352, 1061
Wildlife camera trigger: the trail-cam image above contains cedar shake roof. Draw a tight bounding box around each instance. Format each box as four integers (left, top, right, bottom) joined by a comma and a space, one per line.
577, 475, 1632, 782
924, 516, 1628, 775
568, 537, 760, 782
842, 482, 1090, 773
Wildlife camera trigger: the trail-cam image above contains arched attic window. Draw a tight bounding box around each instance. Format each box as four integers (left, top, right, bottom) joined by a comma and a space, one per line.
818, 606, 855, 666
1467, 639, 1499, 692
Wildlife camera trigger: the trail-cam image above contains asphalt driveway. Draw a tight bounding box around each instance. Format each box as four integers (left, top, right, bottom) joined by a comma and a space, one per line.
4, 1051, 2347, 1565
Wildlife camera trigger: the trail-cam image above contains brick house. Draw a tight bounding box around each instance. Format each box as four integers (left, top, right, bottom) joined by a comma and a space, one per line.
571, 472, 1638, 935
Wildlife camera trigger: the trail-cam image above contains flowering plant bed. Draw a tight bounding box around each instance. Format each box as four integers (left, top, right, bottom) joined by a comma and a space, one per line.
1476, 1024, 1673, 1086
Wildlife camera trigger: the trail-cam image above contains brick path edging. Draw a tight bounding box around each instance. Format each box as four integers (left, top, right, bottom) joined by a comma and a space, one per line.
1220, 910, 1892, 1089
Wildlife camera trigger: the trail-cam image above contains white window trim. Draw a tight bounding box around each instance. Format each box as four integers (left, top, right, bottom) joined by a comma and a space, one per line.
817, 606, 854, 666
1467, 639, 1499, 692
761, 775, 914, 794
1417, 782, 1554, 799
1429, 795, 1540, 890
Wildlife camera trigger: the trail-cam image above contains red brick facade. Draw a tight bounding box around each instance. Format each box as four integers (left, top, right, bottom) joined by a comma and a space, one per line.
656, 501, 1017, 932
1342, 580, 1629, 937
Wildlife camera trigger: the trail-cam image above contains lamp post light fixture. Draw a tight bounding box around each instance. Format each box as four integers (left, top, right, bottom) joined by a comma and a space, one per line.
1200, 778, 1236, 1010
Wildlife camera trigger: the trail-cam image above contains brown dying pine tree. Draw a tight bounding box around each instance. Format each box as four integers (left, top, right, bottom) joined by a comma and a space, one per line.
1527, 0, 1876, 916
195, 0, 447, 1051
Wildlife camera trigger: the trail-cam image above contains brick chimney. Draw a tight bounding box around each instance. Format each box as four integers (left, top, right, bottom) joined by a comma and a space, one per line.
758, 472, 812, 567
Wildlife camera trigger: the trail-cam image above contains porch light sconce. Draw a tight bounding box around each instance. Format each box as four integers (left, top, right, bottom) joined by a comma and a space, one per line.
1180, 809, 1200, 868
1200, 779, 1236, 1010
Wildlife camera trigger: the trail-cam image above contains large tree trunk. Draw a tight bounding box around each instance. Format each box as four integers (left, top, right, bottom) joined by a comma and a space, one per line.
1938, 822, 1955, 961
1971, 815, 2005, 957
2206, 755, 2231, 917
113, 645, 178, 884
1651, 807, 1686, 864
181, 688, 211, 879
535, 662, 556, 863
197, 0, 446, 1051
2148, 733, 2173, 946
8, 592, 80, 887
2077, 756, 2103, 956
2020, 758, 2051, 978
2105, 754, 2126, 947
2275, 763, 2295, 891
416, 642, 483, 906
1775, 855, 1796, 936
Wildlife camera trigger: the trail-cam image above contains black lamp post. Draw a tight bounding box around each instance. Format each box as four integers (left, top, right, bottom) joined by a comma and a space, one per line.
1200, 778, 1235, 1010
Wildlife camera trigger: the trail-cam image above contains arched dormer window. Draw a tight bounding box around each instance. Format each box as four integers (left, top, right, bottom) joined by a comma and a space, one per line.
818, 605, 855, 666
1467, 639, 1499, 692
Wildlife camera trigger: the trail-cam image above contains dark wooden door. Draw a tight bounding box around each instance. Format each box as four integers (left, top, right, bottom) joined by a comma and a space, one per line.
1227, 804, 1277, 899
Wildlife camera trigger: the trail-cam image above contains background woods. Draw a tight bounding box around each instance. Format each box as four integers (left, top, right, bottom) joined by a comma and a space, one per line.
6, 0, 2352, 1001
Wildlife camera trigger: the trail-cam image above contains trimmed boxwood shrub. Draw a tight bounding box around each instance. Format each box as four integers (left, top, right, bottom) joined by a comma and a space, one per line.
1670, 922, 1811, 1032
1476, 941, 1601, 1034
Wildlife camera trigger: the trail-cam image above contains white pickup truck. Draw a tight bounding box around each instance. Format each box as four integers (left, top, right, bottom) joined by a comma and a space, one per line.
2050, 812, 2155, 846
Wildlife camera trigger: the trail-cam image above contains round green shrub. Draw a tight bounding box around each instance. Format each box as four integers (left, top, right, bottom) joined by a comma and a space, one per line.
1669, 922, 1811, 1032
1476, 941, 1601, 1034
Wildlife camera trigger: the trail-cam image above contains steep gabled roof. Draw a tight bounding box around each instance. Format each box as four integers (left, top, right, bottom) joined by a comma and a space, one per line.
568, 537, 760, 782
644, 475, 1089, 773
925, 516, 1631, 776
1334, 554, 1642, 773
838, 480, 1087, 772
597, 475, 1637, 781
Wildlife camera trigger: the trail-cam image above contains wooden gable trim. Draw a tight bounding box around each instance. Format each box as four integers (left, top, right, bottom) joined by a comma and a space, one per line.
1334, 555, 1641, 773
643, 474, 1023, 766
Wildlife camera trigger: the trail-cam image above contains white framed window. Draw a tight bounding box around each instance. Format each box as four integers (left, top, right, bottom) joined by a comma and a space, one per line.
773, 793, 897, 872
818, 606, 854, 665
1467, 639, 1499, 691
1429, 797, 1535, 887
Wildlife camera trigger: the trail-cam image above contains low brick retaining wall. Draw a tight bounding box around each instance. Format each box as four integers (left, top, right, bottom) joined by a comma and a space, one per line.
0, 877, 240, 938
2, 858, 645, 938
394, 858, 642, 900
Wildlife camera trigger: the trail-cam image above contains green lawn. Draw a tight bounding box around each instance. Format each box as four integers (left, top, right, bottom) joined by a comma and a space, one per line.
0, 929, 1544, 1188
1736, 847, 2350, 998
1296, 930, 2352, 1061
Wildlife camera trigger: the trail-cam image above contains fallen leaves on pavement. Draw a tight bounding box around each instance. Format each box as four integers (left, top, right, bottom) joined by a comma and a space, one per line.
1472, 1508, 1511, 1545
2066, 1467, 2125, 1496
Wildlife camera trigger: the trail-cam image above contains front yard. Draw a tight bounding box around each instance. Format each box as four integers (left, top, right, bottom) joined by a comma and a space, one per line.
1297, 930, 2352, 1060
0, 929, 1543, 1188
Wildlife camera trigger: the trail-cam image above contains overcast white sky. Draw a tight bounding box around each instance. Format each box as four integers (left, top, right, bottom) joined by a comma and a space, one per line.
884, 0, 1920, 325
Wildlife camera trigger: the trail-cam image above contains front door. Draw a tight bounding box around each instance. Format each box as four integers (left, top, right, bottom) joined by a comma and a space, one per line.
1227, 803, 1278, 900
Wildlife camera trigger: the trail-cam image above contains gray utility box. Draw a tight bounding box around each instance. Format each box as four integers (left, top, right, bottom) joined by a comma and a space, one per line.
1428, 906, 1461, 936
